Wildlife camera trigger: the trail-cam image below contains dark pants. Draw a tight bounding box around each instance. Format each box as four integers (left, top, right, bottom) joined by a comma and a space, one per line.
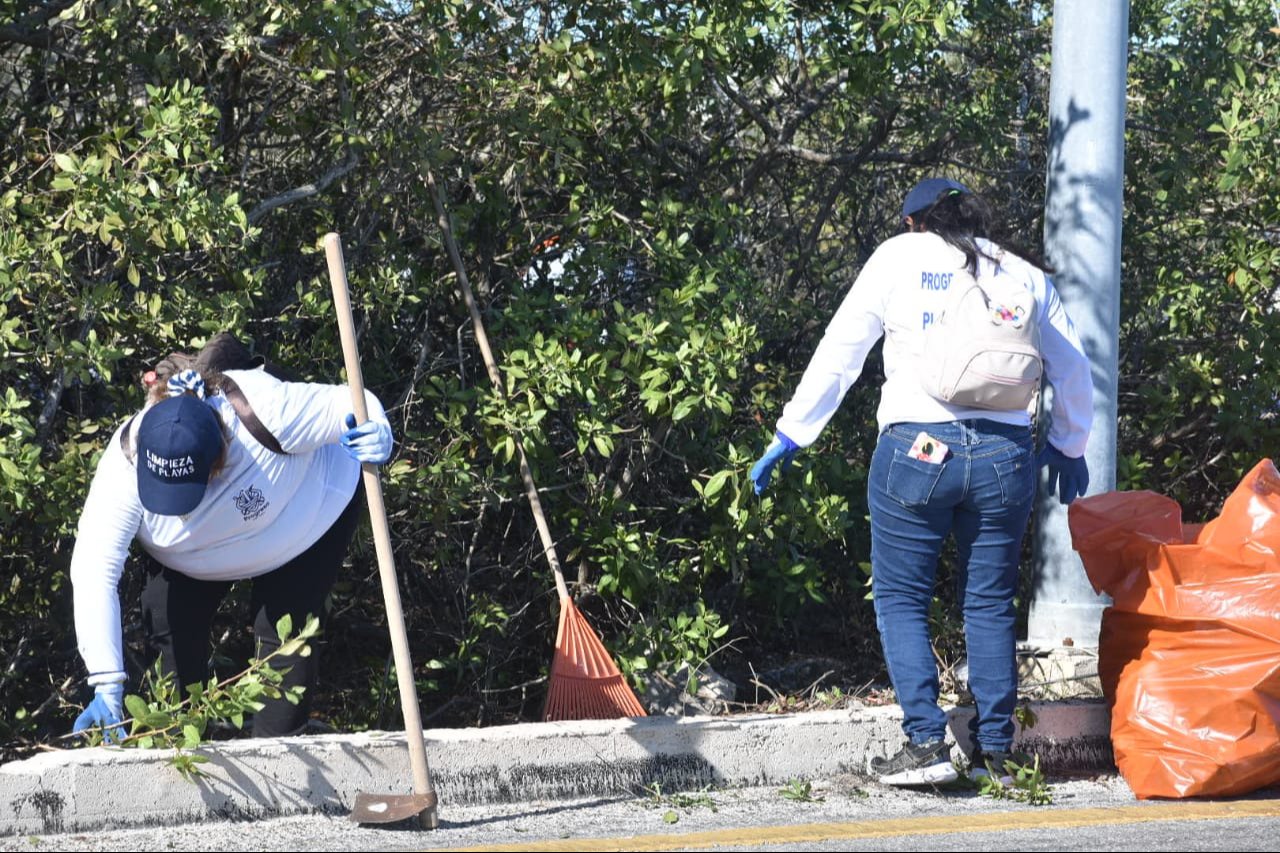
140, 487, 362, 737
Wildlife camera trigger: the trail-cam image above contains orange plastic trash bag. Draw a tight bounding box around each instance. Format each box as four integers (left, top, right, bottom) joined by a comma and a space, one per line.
1068, 459, 1280, 799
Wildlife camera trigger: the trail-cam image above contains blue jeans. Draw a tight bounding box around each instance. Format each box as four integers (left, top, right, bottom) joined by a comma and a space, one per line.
868, 420, 1035, 753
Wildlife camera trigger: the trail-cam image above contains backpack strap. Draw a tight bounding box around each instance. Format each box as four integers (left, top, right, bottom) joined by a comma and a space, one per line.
219, 376, 287, 455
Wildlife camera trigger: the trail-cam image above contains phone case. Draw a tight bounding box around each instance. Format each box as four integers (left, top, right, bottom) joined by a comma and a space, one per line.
908, 431, 949, 464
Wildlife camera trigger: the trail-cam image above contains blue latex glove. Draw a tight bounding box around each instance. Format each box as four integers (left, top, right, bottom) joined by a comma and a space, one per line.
73, 683, 126, 743
750, 432, 800, 495
340, 414, 393, 464
1039, 444, 1089, 505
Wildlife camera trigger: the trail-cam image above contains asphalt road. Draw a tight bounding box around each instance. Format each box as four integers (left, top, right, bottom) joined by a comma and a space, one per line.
5, 773, 1278, 852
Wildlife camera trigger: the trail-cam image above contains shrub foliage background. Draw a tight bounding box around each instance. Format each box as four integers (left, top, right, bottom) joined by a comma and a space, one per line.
1, 0, 1276, 749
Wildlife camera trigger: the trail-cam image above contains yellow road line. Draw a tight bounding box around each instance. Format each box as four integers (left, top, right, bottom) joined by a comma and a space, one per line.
437, 799, 1280, 852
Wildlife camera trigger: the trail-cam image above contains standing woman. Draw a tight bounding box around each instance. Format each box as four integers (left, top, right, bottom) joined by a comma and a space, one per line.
70, 354, 393, 739
750, 178, 1093, 785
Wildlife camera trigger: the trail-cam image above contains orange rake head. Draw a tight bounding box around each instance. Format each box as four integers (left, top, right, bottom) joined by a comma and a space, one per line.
542, 596, 647, 721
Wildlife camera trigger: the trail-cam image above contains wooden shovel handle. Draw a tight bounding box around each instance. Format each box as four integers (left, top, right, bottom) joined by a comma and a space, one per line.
323, 233, 437, 816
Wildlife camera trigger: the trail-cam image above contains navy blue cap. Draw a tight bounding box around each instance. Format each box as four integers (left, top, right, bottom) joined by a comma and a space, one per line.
901, 177, 971, 219
136, 395, 223, 516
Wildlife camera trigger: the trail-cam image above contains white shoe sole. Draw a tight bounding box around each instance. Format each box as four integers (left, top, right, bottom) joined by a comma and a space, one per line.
970, 767, 1015, 785
879, 762, 960, 786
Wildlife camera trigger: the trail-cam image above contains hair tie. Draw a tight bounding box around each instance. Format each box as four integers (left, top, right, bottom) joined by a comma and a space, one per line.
166, 369, 206, 400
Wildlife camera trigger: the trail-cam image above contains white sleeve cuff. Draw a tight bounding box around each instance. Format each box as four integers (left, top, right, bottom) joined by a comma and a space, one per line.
87, 671, 127, 687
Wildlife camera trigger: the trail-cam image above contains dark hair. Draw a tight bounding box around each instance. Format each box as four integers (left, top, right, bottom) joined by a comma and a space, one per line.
905, 190, 996, 276
906, 189, 1053, 275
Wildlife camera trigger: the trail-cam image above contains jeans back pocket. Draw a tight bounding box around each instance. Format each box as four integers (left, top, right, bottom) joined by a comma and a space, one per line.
886, 449, 947, 508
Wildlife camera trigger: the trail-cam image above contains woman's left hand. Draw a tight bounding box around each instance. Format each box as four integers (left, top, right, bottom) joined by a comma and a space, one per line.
1038, 444, 1089, 504
340, 414, 394, 464
72, 683, 127, 742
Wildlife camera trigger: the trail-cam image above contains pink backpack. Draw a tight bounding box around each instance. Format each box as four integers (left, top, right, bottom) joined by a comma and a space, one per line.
920, 268, 1042, 410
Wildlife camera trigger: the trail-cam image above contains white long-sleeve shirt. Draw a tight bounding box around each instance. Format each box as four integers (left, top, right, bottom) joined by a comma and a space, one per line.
69, 368, 388, 685
776, 232, 1093, 457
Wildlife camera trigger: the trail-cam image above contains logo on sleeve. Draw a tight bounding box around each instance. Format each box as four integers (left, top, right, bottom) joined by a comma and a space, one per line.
233, 485, 270, 521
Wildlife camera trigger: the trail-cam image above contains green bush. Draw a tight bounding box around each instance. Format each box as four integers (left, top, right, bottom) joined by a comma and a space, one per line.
2, 1, 1276, 756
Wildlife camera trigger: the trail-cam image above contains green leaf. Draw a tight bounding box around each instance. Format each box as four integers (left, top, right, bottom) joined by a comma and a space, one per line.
0, 456, 23, 482
703, 470, 731, 499
140, 711, 172, 728
300, 614, 321, 638
124, 694, 149, 721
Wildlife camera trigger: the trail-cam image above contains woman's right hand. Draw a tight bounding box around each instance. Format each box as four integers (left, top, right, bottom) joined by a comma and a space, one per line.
750, 433, 800, 495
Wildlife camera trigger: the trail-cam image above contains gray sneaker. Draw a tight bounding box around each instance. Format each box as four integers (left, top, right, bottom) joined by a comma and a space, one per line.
871, 739, 959, 786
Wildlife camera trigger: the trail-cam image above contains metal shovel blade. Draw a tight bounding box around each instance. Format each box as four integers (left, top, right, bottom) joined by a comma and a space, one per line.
350, 790, 440, 828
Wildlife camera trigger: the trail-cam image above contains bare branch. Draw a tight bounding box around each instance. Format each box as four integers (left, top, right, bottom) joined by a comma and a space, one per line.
246, 150, 360, 224
713, 73, 777, 139
36, 311, 95, 444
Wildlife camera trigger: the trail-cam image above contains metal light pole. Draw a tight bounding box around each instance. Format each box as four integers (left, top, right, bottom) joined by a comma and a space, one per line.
1030, 0, 1129, 650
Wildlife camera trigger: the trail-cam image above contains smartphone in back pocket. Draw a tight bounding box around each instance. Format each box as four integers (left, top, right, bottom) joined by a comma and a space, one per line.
907, 431, 949, 464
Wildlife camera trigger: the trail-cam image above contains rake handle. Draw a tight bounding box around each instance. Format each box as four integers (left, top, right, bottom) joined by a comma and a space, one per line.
425, 170, 570, 601
324, 233, 437, 802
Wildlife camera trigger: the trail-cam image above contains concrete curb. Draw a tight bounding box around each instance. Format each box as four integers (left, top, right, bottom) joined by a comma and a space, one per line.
1, 700, 1111, 837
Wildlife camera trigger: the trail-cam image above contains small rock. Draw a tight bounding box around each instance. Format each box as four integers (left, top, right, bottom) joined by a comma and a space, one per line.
640, 662, 737, 716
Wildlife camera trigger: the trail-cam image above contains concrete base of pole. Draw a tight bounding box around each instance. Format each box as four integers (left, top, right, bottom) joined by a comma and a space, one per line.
1026, 598, 1109, 651
1018, 645, 1104, 701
